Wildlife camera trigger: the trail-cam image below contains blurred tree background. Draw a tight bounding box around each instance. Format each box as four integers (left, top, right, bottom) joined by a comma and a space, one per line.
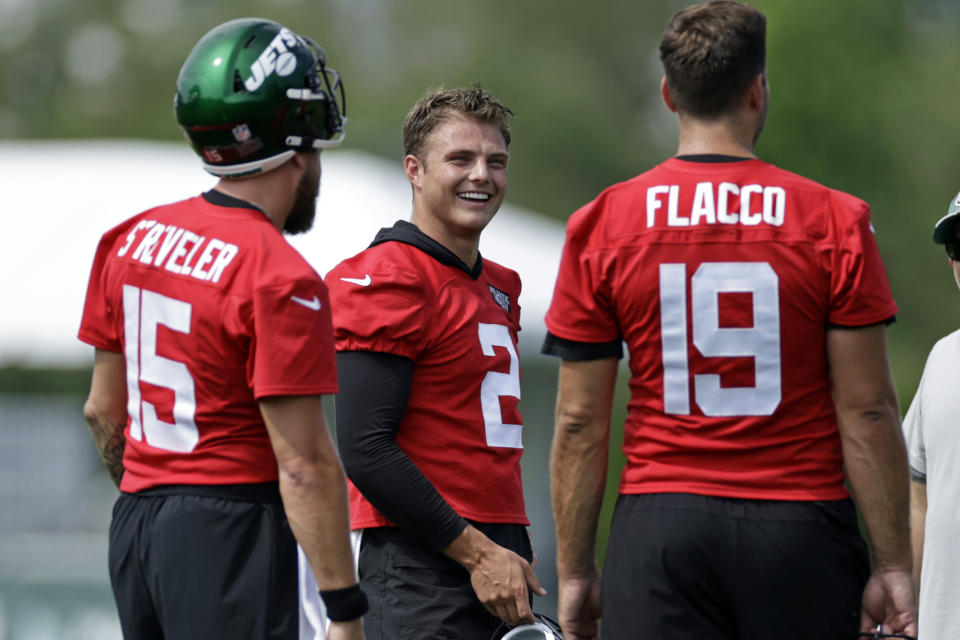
3, 0, 959, 386
3, 0, 960, 623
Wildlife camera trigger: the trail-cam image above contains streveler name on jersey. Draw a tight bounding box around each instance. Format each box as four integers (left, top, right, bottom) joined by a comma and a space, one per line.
116, 219, 239, 284
647, 182, 786, 228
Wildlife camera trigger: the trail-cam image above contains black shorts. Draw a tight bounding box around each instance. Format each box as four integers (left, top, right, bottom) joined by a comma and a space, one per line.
601, 493, 869, 640
358, 523, 533, 640
108, 483, 299, 640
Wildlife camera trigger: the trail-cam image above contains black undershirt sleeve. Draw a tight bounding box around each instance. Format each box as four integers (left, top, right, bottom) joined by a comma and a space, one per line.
826, 315, 896, 329
541, 331, 623, 361
334, 350, 468, 551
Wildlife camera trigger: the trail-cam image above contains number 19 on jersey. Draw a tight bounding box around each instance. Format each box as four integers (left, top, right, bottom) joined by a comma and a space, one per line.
659, 261, 782, 417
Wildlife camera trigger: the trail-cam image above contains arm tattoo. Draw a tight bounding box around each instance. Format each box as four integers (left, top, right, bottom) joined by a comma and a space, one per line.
87, 417, 126, 488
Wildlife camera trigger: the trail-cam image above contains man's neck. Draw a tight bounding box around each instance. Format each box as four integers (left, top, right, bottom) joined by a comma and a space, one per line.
674, 115, 757, 159
214, 171, 298, 232
408, 213, 480, 267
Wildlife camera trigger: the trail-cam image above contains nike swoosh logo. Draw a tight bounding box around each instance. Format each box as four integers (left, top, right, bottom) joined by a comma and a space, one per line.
290, 295, 322, 310
340, 274, 371, 286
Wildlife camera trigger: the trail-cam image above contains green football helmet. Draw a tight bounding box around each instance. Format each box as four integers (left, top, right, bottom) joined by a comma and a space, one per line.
175, 18, 346, 178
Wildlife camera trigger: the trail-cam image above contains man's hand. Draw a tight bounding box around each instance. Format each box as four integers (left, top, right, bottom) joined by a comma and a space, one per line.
859, 567, 917, 638
327, 619, 365, 640
468, 543, 545, 626
444, 524, 546, 626
558, 572, 601, 640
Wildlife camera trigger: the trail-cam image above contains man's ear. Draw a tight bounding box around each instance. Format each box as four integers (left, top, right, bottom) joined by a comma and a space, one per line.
746, 73, 766, 111
404, 154, 423, 191
288, 150, 312, 175
661, 77, 678, 113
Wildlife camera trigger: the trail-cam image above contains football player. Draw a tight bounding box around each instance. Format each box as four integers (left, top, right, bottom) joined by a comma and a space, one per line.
326, 85, 545, 639
79, 18, 365, 640
543, 2, 917, 639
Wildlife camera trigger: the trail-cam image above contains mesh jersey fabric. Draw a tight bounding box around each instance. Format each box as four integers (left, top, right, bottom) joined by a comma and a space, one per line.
326, 223, 528, 527
78, 192, 338, 491
545, 157, 897, 500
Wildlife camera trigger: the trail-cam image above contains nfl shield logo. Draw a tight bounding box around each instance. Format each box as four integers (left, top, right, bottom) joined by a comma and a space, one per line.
232, 124, 252, 142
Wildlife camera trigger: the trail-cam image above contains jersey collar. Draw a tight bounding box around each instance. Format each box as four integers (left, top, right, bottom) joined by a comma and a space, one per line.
674, 154, 755, 162
202, 189, 270, 218
370, 220, 483, 280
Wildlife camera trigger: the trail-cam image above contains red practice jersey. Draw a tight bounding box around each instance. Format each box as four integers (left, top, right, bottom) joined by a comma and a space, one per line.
545, 157, 898, 500
327, 222, 529, 528
78, 191, 338, 492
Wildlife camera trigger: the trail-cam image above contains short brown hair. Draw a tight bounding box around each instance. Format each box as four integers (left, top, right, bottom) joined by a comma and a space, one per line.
402, 85, 513, 161
659, 0, 766, 118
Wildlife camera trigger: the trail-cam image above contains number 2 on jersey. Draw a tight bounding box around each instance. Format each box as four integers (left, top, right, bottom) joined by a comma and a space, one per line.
122, 285, 199, 452
478, 323, 523, 449
659, 262, 781, 417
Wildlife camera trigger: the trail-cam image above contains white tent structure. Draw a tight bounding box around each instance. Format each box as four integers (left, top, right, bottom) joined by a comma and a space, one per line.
0, 140, 566, 367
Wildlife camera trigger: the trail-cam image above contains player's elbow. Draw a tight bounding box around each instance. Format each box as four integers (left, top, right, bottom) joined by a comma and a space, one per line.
340, 446, 393, 499
555, 403, 608, 441
556, 406, 589, 435
82, 397, 100, 427
833, 376, 898, 422
835, 397, 905, 463
335, 430, 365, 478
277, 453, 345, 495
337, 428, 396, 489
83, 395, 115, 430
835, 397, 899, 435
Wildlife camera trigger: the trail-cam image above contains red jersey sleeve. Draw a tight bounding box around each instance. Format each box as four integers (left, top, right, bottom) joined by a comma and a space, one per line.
328, 265, 429, 360
78, 228, 123, 352
545, 198, 621, 343
250, 279, 338, 398
827, 193, 898, 326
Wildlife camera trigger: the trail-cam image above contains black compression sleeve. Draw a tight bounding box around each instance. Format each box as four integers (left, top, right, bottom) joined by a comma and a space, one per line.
335, 350, 468, 551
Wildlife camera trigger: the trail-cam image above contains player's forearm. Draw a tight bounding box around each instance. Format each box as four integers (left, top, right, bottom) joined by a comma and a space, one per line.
83, 411, 126, 487
345, 441, 468, 550
838, 405, 912, 570
260, 395, 359, 590
827, 325, 912, 571
551, 359, 617, 579
84, 349, 128, 488
551, 410, 609, 578
442, 523, 497, 569
278, 454, 357, 590
336, 350, 468, 550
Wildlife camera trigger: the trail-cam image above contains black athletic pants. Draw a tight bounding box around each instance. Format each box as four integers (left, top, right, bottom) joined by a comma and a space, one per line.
601, 493, 870, 640
108, 483, 299, 640
358, 523, 533, 640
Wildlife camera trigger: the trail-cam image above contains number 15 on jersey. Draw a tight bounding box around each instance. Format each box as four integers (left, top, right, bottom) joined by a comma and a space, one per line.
659, 261, 782, 418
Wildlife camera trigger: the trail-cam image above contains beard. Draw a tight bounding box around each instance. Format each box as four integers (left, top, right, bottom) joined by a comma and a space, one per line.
283, 162, 320, 235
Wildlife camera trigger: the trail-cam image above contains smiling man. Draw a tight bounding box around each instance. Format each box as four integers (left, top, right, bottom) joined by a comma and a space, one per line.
325, 86, 544, 639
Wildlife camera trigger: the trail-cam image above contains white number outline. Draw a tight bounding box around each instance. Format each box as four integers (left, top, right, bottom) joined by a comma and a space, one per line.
122, 285, 199, 452
478, 323, 523, 449
659, 262, 782, 417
